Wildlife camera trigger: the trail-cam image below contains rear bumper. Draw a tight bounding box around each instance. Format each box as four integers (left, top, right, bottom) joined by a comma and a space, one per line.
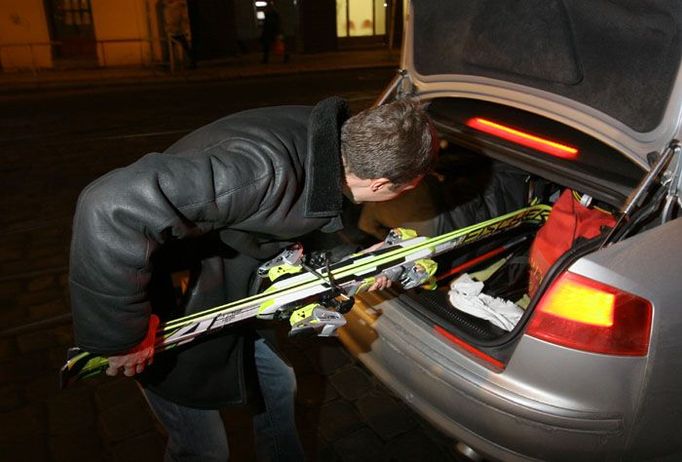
339, 298, 625, 462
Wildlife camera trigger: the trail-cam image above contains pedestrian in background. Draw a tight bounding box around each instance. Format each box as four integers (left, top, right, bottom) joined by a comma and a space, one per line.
260, 0, 288, 63
163, 0, 196, 69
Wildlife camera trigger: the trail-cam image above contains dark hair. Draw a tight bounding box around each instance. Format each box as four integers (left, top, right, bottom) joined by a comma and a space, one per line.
340, 99, 438, 186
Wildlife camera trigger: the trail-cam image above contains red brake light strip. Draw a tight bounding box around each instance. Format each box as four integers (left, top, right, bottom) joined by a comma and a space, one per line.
466, 117, 579, 159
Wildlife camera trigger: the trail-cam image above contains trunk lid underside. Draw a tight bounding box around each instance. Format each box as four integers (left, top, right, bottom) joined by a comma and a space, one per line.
406, 0, 682, 164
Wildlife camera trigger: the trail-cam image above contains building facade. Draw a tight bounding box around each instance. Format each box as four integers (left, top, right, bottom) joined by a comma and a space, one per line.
0, 0, 403, 71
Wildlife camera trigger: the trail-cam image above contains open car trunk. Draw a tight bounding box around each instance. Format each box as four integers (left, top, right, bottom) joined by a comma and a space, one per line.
353, 96, 652, 367
367, 150, 548, 365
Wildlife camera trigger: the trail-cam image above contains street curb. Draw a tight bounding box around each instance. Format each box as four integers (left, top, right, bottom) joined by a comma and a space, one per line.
0, 61, 399, 95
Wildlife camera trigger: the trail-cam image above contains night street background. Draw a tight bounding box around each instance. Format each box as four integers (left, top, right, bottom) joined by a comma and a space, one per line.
0, 69, 462, 461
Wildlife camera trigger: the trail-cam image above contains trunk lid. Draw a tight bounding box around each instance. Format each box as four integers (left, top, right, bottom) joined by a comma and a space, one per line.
403, 0, 682, 170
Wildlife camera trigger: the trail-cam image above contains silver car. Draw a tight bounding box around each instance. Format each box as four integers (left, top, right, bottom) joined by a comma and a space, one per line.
338, 1, 682, 461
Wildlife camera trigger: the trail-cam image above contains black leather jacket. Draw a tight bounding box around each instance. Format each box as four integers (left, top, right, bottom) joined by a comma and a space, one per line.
69, 97, 349, 408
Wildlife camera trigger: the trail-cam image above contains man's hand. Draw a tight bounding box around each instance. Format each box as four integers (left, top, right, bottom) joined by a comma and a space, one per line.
367, 275, 392, 291
362, 241, 393, 291
106, 314, 159, 377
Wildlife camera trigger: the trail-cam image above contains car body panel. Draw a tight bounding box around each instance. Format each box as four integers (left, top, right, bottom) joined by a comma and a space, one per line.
340, 215, 682, 461
570, 217, 682, 459
341, 296, 631, 462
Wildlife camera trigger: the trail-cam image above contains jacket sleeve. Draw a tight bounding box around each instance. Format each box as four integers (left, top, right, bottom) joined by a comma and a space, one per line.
69, 150, 276, 355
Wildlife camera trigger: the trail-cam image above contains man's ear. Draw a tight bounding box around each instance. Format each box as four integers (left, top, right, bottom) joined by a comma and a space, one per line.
369, 178, 392, 192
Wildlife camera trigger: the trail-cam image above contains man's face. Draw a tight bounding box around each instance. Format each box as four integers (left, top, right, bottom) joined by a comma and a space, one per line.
344, 174, 424, 204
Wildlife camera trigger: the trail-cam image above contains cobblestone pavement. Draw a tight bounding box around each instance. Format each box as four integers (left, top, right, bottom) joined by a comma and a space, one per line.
0, 51, 463, 462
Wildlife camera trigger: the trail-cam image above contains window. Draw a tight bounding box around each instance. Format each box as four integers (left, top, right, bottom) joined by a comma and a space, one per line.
337, 0, 387, 38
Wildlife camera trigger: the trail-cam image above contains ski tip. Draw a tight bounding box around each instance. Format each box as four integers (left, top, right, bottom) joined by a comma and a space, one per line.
58, 364, 72, 390
58, 349, 109, 390
65, 346, 83, 360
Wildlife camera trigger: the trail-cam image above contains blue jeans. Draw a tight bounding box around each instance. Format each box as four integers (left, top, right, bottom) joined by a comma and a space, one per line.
142, 338, 304, 461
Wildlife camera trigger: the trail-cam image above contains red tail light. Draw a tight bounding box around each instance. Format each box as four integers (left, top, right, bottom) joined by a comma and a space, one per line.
527, 272, 652, 356
466, 117, 579, 159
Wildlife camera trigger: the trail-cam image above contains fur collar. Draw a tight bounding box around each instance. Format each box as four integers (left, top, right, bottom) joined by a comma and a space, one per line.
304, 97, 350, 221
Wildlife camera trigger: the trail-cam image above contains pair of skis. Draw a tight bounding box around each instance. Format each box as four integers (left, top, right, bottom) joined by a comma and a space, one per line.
59, 204, 550, 388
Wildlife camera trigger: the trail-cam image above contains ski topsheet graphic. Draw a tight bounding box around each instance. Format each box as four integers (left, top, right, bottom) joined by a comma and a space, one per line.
60, 204, 550, 388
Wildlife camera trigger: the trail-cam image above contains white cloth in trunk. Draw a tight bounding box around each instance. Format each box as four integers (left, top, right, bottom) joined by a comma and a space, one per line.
448, 274, 524, 331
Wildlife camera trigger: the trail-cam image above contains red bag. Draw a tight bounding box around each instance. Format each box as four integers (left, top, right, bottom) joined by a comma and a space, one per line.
528, 189, 616, 297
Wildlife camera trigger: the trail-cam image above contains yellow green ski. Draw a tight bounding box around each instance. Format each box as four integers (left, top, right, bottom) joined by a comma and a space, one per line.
59, 204, 550, 388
